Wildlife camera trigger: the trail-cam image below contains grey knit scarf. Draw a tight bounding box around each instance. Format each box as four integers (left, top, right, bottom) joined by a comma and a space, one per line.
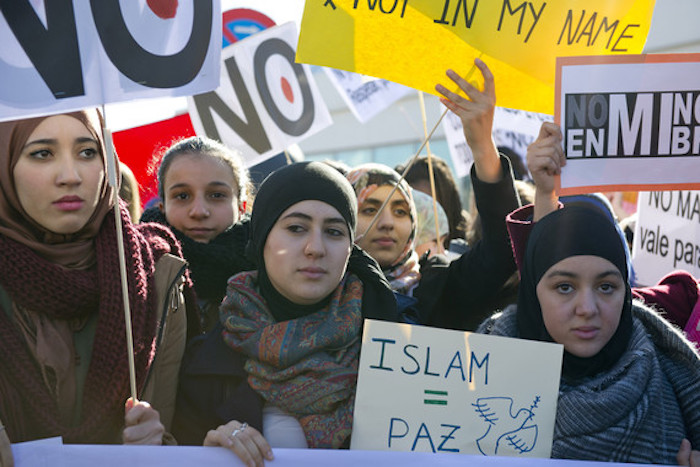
478, 302, 700, 464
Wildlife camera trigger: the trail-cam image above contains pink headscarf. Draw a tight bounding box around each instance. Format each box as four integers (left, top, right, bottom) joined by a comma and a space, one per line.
347, 163, 421, 294
0, 110, 116, 268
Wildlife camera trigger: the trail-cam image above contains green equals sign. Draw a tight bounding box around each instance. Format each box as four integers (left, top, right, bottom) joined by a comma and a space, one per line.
424, 389, 448, 406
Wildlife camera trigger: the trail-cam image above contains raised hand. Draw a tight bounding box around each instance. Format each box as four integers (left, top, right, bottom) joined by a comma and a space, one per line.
527, 122, 566, 220
436, 58, 501, 183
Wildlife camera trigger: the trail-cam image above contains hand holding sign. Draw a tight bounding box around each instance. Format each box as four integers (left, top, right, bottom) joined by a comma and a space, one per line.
676, 438, 700, 467
122, 398, 164, 445
203, 420, 273, 467
527, 122, 565, 221
436, 58, 500, 183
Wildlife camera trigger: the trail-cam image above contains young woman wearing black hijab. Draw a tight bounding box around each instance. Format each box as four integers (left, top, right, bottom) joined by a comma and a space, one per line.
478, 206, 700, 464
141, 136, 255, 335
172, 162, 398, 465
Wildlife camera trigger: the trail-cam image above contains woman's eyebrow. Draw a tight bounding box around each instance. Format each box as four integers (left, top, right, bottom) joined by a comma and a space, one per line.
280, 212, 313, 222
167, 183, 192, 191
597, 269, 622, 279
22, 136, 98, 151
544, 269, 622, 279
324, 217, 347, 225
544, 269, 577, 279
362, 197, 383, 207
22, 138, 57, 150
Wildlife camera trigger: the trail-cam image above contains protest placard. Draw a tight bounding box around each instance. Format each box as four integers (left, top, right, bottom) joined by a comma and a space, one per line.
297, 0, 654, 114
323, 69, 412, 123
351, 319, 562, 458
444, 107, 552, 178
442, 111, 472, 178
556, 53, 700, 195
0, 0, 221, 122
632, 190, 700, 286
188, 22, 332, 167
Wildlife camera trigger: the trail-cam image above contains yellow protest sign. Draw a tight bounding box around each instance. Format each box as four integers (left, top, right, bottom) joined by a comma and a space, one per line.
297, 0, 655, 114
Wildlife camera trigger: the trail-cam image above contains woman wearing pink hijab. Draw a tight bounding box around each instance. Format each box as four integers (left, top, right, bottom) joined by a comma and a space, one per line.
0, 110, 190, 465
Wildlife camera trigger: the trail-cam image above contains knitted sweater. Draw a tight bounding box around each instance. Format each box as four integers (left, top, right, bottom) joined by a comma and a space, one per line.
477, 302, 700, 464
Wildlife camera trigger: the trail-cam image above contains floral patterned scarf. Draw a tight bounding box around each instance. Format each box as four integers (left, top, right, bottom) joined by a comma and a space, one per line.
220, 271, 364, 448
347, 164, 420, 294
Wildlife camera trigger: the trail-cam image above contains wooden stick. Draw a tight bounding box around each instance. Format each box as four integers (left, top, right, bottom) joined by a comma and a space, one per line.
358, 108, 448, 240
418, 90, 445, 255
359, 60, 481, 241
102, 125, 138, 403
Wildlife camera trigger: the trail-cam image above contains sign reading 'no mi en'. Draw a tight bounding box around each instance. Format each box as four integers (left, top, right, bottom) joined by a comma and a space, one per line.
556, 53, 700, 195
351, 319, 563, 458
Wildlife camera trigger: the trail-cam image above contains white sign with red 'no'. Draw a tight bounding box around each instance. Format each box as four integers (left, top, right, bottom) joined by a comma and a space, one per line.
187, 22, 333, 167
0, 0, 221, 122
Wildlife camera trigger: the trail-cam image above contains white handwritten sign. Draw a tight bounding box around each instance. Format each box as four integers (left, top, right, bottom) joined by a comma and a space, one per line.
351, 320, 563, 458
188, 22, 332, 167
492, 107, 553, 175
0, 0, 221, 122
442, 111, 473, 178
444, 107, 552, 178
632, 190, 700, 286
323, 69, 411, 123
556, 53, 700, 194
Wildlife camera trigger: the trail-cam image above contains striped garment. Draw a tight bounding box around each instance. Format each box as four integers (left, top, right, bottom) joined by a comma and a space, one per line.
478, 302, 700, 464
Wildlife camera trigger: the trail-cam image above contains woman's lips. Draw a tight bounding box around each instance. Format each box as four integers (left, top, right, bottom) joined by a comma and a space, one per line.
186, 228, 214, 238
572, 326, 599, 340
299, 267, 326, 279
53, 196, 84, 211
372, 237, 396, 247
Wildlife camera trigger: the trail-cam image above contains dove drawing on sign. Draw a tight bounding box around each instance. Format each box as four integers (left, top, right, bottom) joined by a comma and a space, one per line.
472, 396, 540, 456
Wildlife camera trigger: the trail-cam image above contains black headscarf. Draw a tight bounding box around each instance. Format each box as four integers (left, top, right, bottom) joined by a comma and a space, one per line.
140, 206, 255, 301
248, 162, 398, 323
517, 206, 633, 380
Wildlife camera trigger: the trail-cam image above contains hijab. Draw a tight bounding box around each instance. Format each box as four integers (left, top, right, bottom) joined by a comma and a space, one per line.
346, 163, 420, 294
517, 205, 633, 380
0, 110, 115, 268
412, 189, 449, 247
248, 161, 358, 322
140, 206, 254, 303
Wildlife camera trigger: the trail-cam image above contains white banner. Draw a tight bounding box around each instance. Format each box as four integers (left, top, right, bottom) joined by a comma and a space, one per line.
0, 0, 221, 122
12, 439, 667, 466
632, 190, 700, 286
443, 107, 552, 179
351, 320, 563, 458
443, 110, 472, 178
556, 53, 700, 194
188, 22, 332, 167
324, 69, 411, 123
492, 108, 553, 178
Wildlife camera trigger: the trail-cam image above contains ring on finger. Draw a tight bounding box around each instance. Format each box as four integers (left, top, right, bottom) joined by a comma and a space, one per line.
231, 422, 248, 438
